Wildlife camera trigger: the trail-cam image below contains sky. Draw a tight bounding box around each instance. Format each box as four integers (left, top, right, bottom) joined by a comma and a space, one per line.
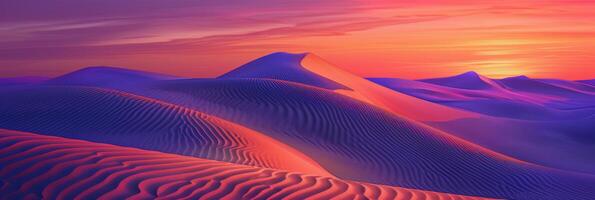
1, 0, 595, 79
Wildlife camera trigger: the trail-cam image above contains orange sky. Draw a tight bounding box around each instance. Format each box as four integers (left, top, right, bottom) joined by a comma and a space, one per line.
1, 1, 594, 79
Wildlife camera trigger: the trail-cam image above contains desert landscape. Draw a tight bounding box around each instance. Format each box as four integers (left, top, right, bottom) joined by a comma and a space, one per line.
2, 1, 595, 199
1, 52, 594, 199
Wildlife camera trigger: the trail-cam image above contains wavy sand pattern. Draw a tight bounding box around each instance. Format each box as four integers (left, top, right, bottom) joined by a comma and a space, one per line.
0, 86, 330, 176
0, 129, 489, 200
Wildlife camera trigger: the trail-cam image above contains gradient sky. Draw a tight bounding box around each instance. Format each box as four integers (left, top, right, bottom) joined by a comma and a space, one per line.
1, 0, 595, 79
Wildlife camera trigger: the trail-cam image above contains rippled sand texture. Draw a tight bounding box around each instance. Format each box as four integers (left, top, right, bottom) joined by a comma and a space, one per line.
0, 129, 489, 200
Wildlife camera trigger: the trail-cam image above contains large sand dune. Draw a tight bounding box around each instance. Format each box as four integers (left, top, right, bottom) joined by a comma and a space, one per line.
0, 86, 330, 176
221, 52, 477, 122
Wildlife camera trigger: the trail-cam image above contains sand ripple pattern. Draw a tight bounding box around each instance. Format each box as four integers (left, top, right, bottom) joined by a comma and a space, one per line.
0, 129, 488, 200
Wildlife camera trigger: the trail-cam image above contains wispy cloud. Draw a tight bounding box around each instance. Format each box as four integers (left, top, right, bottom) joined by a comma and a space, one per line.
1, 1, 594, 79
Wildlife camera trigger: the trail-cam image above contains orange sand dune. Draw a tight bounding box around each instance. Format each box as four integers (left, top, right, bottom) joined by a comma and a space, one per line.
0, 129, 491, 200
301, 53, 479, 122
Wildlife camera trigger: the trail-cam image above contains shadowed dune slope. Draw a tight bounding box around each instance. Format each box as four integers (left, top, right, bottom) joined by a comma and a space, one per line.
0, 86, 331, 176
219, 52, 477, 121
38, 76, 595, 199
429, 116, 595, 175
0, 129, 489, 200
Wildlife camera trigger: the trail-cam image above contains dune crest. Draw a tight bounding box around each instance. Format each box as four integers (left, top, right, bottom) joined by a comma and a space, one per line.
219, 52, 347, 90
299, 53, 479, 122
420, 71, 503, 90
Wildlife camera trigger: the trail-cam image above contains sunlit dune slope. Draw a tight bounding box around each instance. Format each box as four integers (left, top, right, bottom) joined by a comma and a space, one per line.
0, 129, 491, 200
32, 73, 595, 199
0, 86, 330, 176
220, 52, 477, 122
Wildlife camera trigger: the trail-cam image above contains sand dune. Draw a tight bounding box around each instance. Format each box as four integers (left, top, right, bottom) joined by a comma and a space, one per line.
537, 78, 595, 95
496, 75, 595, 98
47, 66, 180, 88
0, 129, 490, 200
420, 71, 503, 90
219, 52, 477, 122
0, 85, 330, 176
220, 52, 347, 90
369, 77, 595, 120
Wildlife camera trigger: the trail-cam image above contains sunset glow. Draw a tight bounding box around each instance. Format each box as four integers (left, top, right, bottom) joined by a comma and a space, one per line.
1, 1, 594, 79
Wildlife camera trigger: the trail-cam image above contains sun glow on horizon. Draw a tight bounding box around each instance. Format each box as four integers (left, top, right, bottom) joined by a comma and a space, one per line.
0, 1, 594, 79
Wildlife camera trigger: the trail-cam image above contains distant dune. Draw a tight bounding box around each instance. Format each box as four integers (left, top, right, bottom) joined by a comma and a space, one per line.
420, 71, 503, 90
47, 66, 180, 87
578, 79, 595, 86
370, 74, 595, 120
1, 52, 594, 199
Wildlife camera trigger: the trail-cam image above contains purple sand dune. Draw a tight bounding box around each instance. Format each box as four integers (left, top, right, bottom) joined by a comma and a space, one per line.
538, 79, 595, 94
496, 75, 595, 99
47, 66, 180, 87
0, 85, 334, 176
21, 65, 595, 199
419, 71, 503, 90
369, 77, 595, 120
219, 52, 348, 90
417, 72, 595, 111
